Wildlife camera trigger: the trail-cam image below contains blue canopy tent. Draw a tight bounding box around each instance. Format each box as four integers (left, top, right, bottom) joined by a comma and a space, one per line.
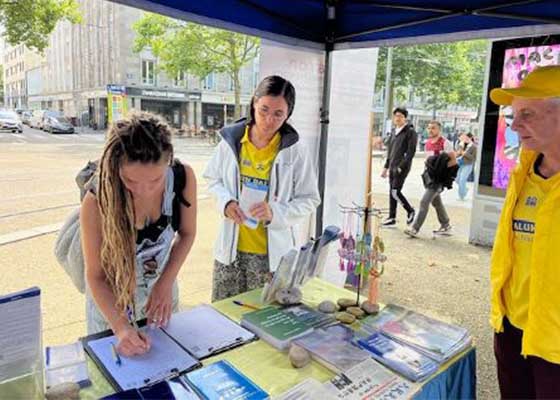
110, 0, 560, 234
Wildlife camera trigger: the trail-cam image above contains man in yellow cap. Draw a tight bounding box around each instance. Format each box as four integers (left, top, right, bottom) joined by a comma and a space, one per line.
489, 65, 560, 398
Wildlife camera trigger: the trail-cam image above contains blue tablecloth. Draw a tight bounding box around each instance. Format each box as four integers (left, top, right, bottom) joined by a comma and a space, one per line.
414, 347, 476, 399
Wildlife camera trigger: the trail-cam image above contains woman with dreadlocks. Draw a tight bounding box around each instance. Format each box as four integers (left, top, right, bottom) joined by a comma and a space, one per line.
81, 112, 196, 356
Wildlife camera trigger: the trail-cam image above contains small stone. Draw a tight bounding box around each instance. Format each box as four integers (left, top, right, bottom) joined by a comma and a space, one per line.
289, 344, 311, 368
275, 287, 302, 305
337, 298, 358, 310
361, 301, 380, 315
45, 382, 80, 400
335, 311, 356, 324
318, 300, 337, 313
346, 306, 365, 319
428, 261, 437, 267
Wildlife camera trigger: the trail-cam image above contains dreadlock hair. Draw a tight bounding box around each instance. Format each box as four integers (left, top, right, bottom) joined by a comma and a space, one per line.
97, 112, 174, 315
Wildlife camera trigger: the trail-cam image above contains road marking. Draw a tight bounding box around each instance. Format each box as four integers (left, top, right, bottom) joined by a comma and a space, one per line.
0, 190, 75, 202
0, 193, 210, 245
0, 223, 62, 246
0, 203, 79, 220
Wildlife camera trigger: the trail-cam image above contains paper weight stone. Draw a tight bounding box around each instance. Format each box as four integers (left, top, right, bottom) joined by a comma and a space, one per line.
289, 344, 311, 368
45, 382, 80, 400
335, 311, 356, 324
318, 300, 337, 313
361, 301, 380, 315
275, 287, 302, 305
346, 306, 366, 319
337, 298, 358, 310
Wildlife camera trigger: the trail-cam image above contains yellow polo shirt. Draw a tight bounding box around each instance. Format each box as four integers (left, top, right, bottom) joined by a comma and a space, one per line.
503, 164, 560, 330
237, 126, 280, 255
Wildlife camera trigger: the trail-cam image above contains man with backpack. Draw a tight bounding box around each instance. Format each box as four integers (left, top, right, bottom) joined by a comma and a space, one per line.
404, 120, 458, 238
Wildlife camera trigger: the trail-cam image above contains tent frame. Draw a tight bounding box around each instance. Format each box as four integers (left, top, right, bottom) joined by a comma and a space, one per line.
110, 0, 560, 235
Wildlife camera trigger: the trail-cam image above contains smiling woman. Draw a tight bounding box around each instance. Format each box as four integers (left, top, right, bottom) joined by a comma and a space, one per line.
80, 112, 197, 357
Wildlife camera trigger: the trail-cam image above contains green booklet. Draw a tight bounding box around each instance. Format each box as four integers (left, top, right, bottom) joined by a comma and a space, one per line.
241, 307, 314, 350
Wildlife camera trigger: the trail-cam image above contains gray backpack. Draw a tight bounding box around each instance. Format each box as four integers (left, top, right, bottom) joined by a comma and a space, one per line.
53, 161, 98, 294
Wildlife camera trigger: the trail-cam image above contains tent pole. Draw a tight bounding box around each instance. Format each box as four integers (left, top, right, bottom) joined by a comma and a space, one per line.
315, 43, 333, 238
315, 2, 336, 238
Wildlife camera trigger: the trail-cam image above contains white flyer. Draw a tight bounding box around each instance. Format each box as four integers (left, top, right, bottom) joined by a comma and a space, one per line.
239, 179, 268, 229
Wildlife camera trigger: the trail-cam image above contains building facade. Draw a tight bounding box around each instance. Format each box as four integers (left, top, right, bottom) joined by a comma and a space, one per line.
3, 44, 27, 110
26, 0, 257, 131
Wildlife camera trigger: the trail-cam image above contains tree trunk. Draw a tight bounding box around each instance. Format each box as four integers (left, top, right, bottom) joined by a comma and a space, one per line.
233, 71, 241, 119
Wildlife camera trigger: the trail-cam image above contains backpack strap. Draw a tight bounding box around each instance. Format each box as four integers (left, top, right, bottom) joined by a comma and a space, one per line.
171, 159, 190, 231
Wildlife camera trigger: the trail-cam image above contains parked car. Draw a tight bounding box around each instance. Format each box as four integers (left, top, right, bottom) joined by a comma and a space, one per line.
29, 110, 64, 130
0, 110, 23, 133
21, 111, 33, 125
43, 115, 75, 134
29, 110, 47, 129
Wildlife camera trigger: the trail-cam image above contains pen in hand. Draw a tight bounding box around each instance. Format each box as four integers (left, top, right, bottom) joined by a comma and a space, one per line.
111, 342, 122, 366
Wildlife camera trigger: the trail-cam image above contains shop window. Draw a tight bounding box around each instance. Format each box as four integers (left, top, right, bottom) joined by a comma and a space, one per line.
142, 59, 155, 85
174, 70, 186, 87
203, 73, 215, 90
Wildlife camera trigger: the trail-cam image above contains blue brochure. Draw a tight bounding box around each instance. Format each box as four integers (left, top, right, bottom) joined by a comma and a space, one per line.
185, 360, 269, 400
357, 332, 438, 382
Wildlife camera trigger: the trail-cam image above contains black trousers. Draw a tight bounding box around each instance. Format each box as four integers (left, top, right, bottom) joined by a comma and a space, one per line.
388, 168, 413, 219
494, 317, 560, 399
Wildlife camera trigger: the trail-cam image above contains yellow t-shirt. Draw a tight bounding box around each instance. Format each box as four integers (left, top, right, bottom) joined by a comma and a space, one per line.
237, 126, 280, 255
503, 162, 560, 330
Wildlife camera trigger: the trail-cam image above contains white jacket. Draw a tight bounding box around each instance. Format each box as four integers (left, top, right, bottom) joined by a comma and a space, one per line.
203, 119, 321, 271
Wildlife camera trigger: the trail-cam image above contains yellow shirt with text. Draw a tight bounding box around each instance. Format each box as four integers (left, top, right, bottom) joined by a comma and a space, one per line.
237, 126, 280, 255
503, 165, 560, 330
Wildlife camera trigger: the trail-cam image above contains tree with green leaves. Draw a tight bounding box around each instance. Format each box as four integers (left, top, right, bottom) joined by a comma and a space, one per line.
376, 40, 488, 116
0, 0, 81, 52
133, 13, 260, 119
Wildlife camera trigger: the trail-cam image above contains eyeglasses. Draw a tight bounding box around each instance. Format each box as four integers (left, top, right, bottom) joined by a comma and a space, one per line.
257, 107, 286, 121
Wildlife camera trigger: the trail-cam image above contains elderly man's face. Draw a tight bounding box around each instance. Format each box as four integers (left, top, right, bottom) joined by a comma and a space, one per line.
511, 98, 560, 152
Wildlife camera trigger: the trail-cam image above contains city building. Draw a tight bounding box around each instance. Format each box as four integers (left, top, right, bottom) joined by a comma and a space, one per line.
25, 0, 257, 131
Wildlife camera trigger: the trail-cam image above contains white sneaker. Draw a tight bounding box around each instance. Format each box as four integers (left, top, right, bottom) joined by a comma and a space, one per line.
404, 227, 418, 238
382, 218, 396, 227
433, 224, 452, 236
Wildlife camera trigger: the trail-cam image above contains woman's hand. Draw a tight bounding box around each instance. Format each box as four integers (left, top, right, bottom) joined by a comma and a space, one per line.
145, 277, 174, 328
249, 201, 273, 223
225, 201, 246, 224
115, 324, 151, 357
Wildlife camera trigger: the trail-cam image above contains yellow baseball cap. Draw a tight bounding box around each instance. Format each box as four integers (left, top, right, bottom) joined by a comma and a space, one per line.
490, 65, 560, 106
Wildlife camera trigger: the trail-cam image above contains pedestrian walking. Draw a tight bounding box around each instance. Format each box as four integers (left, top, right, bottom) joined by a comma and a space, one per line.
404, 120, 458, 237
456, 132, 477, 200
381, 107, 417, 227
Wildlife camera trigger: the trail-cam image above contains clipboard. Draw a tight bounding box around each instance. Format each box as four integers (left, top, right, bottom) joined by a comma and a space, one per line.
81, 319, 201, 392
161, 305, 258, 360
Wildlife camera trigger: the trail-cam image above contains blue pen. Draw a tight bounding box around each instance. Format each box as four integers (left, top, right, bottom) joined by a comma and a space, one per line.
111, 342, 122, 366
